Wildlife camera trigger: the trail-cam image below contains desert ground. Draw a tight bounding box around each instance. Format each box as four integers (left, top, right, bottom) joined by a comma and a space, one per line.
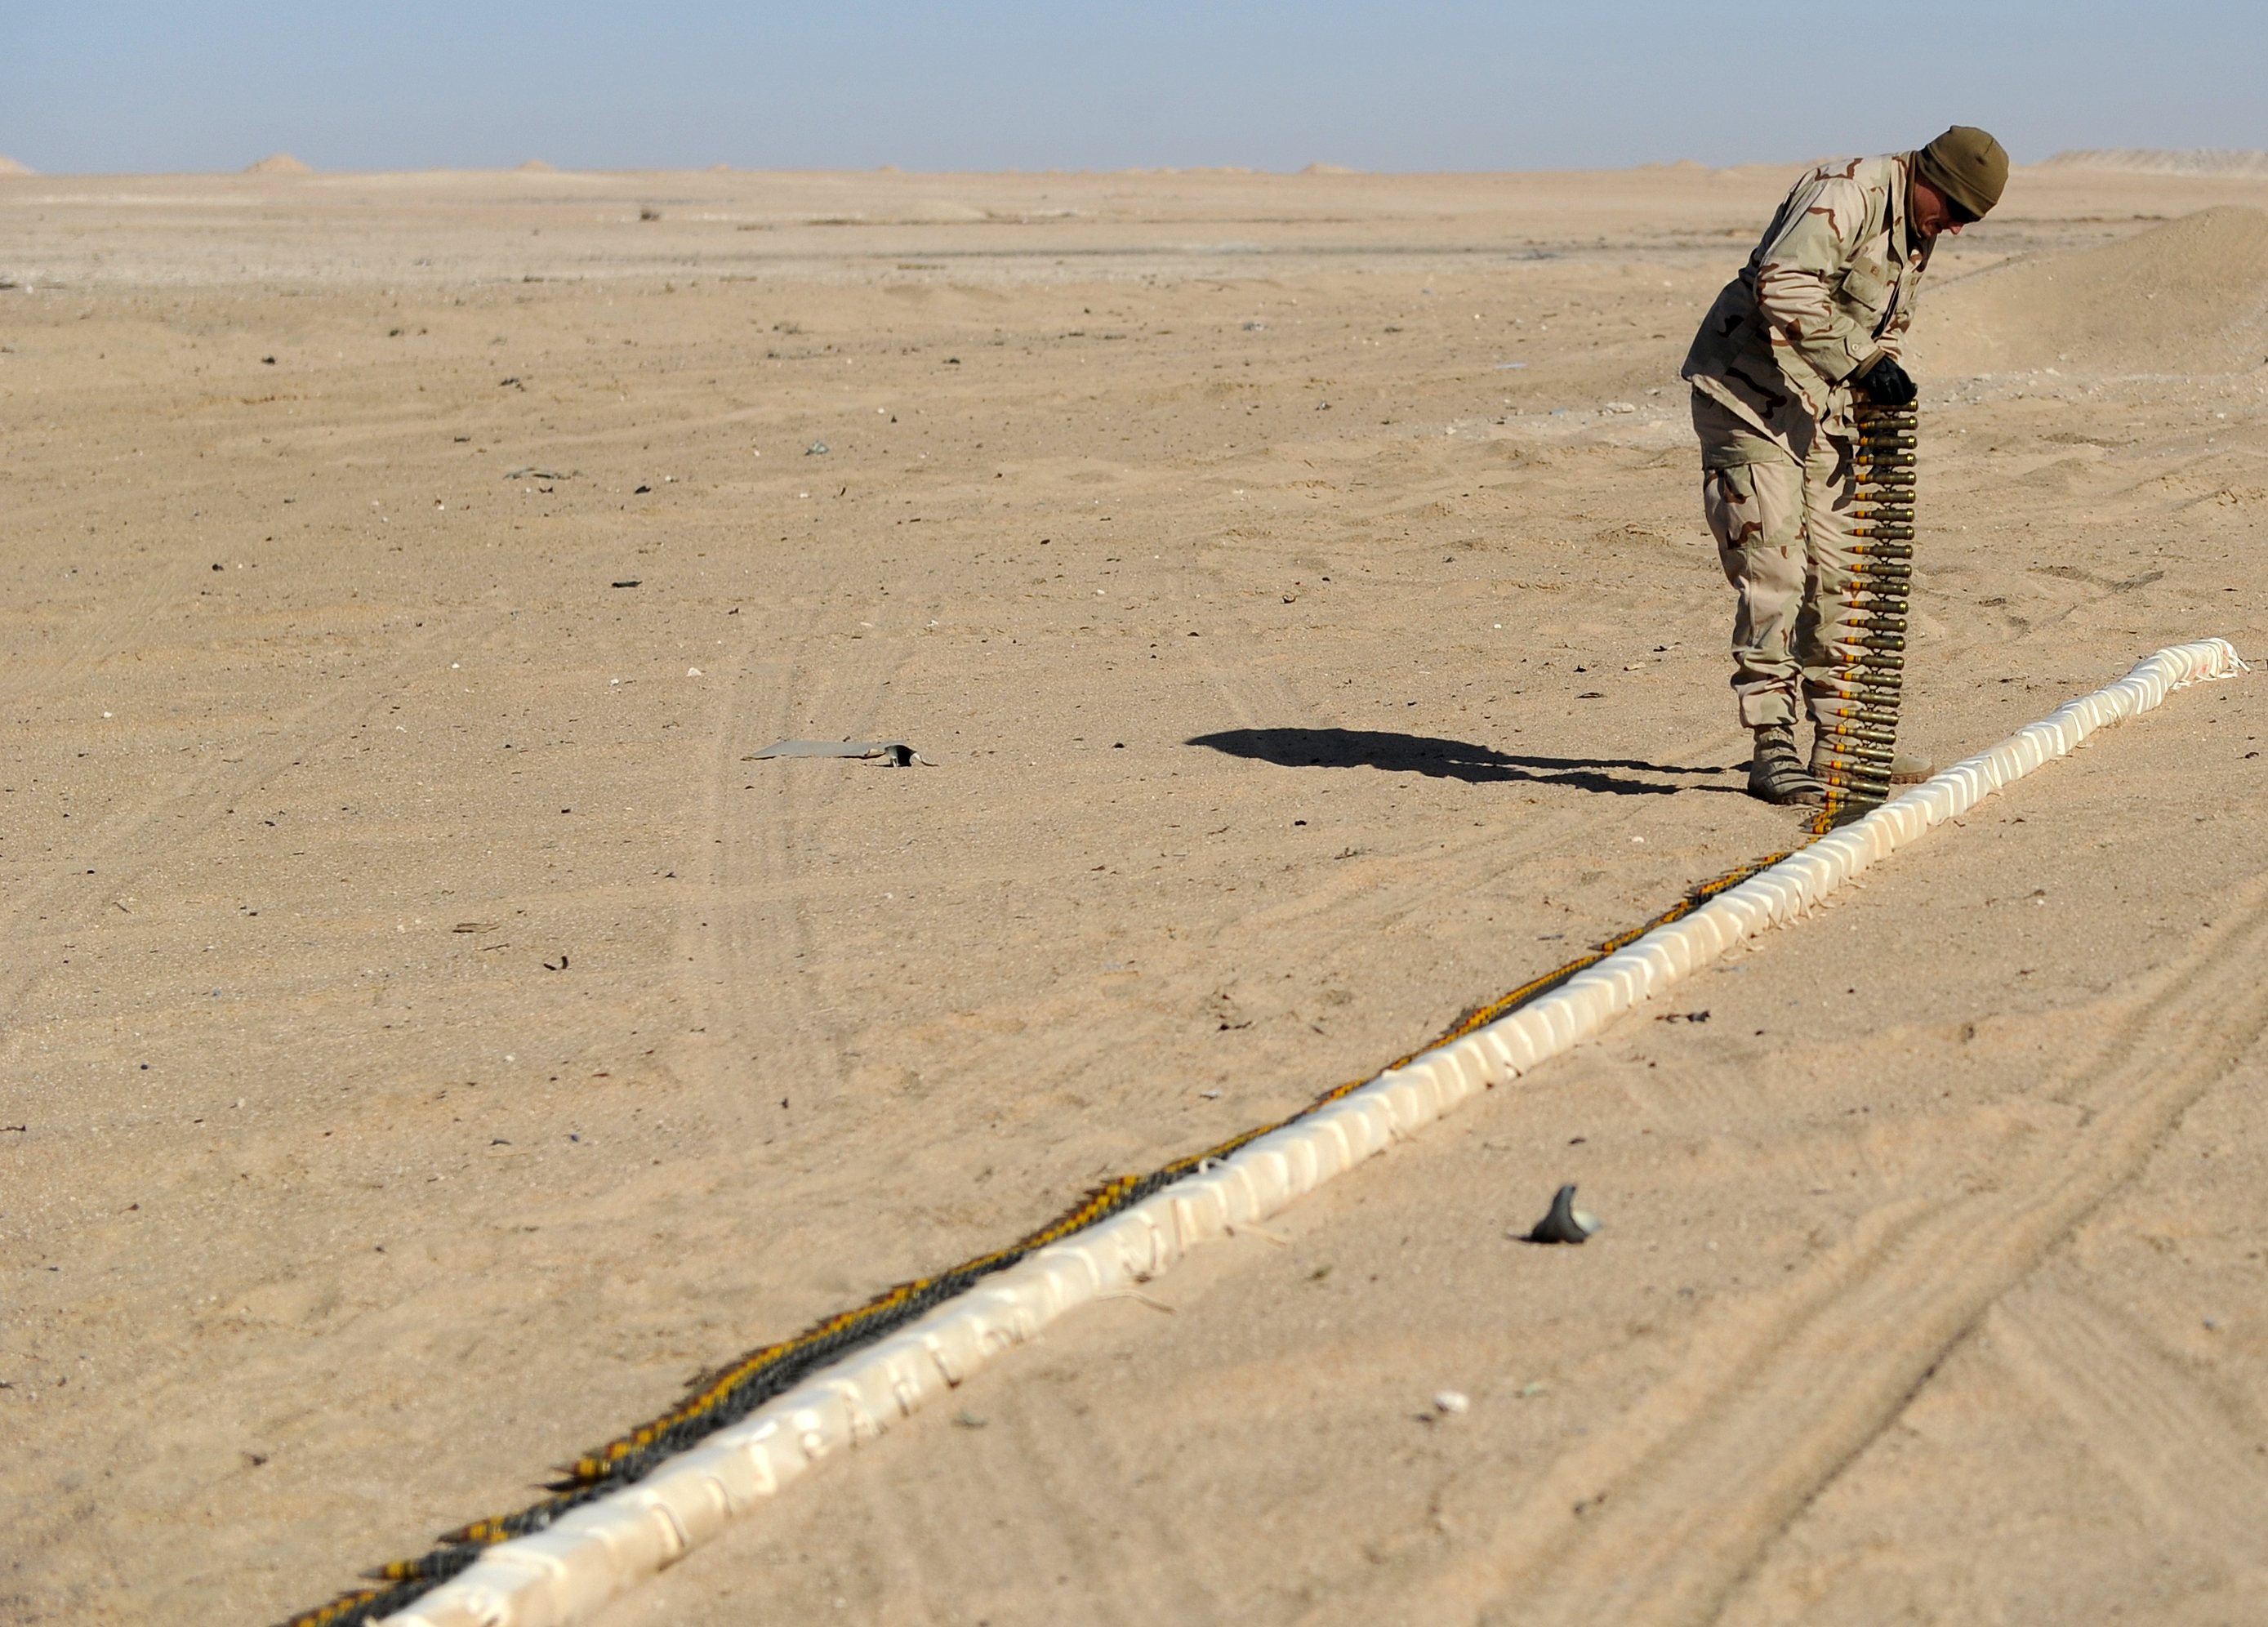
3, 157, 2266, 1627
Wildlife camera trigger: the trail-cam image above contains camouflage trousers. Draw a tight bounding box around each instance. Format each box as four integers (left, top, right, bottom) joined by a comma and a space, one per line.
1691, 390, 1865, 729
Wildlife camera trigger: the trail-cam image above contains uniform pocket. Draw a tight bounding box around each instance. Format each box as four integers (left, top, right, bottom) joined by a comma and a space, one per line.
1837, 259, 1890, 314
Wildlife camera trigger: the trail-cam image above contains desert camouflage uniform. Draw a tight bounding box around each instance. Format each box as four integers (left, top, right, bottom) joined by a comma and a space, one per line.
1682, 154, 1932, 728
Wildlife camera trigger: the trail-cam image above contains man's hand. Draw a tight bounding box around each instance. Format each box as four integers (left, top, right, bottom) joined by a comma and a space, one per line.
1859, 354, 1917, 407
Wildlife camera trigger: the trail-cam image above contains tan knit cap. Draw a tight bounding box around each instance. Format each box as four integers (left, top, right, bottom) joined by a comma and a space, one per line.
1916, 126, 2009, 219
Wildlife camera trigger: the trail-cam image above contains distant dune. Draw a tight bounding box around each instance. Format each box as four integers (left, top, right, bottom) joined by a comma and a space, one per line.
2042, 148, 2268, 177
0, 155, 37, 176
1910, 205, 2268, 375
244, 153, 313, 174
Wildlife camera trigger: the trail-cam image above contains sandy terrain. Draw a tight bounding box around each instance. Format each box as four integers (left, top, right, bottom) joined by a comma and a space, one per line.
2, 160, 2265, 1627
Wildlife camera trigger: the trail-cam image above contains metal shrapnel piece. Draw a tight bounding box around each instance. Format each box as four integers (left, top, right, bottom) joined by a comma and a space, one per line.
1528, 1183, 1602, 1244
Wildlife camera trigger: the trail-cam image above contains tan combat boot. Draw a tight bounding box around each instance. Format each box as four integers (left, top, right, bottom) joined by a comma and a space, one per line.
1887, 749, 1934, 783
1810, 737, 1934, 786
1749, 723, 1824, 805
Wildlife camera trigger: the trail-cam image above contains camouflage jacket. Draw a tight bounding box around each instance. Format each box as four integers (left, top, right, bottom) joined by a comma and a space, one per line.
1682, 152, 1932, 461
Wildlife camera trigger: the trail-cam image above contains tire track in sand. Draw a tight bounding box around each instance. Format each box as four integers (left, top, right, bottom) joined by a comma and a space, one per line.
679, 606, 907, 1108
1391, 873, 2268, 1627
1986, 1280, 2268, 1571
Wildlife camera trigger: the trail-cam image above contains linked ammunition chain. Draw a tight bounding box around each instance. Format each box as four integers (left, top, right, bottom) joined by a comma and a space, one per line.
282, 850, 1795, 1627
1812, 403, 1917, 822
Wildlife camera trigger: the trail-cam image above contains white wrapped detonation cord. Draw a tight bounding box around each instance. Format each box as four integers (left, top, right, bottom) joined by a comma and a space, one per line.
386, 638, 2244, 1627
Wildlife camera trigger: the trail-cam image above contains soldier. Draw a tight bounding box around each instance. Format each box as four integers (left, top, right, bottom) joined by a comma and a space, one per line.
1683, 126, 2008, 804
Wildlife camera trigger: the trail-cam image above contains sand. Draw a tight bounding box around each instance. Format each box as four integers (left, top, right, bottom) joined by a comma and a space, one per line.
2, 160, 2265, 1627
1909, 205, 2268, 376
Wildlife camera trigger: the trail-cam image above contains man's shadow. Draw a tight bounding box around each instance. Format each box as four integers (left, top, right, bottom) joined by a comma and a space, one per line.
1186, 728, 1739, 796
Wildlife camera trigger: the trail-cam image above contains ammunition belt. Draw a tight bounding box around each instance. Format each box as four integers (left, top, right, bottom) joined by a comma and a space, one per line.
1813, 403, 1920, 822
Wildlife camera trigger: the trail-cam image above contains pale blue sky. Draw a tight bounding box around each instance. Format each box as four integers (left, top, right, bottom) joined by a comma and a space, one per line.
5, 1, 2261, 176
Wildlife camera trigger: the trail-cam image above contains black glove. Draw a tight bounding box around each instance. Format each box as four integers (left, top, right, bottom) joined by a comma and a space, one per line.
1859, 354, 1917, 407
